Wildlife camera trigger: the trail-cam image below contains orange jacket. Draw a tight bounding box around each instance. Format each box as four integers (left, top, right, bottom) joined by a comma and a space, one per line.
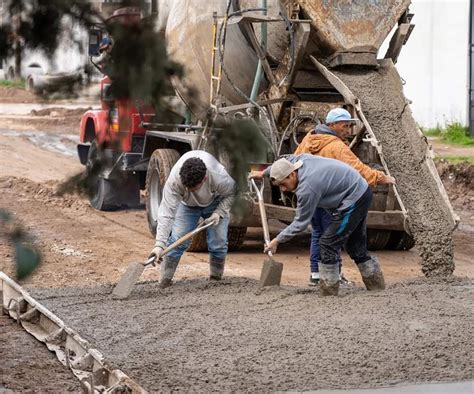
294, 128, 386, 187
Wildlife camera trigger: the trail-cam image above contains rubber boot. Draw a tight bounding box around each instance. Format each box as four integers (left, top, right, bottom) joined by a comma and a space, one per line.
209, 257, 225, 281
357, 257, 386, 291
159, 256, 180, 289
319, 263, 340, 296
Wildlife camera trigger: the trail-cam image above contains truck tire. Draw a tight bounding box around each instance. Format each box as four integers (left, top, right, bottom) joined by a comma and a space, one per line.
187, 226, 248, 252
366, 229, 391, 250
26, 75, 36, 92
386, 231, 416, 251
86, 141, 121, 211
146, 149, 181, 236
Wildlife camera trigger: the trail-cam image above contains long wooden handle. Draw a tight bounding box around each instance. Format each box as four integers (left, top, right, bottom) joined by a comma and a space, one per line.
162, 221, 214, 254
147, 221, 215, 266
251, 179, 273, 258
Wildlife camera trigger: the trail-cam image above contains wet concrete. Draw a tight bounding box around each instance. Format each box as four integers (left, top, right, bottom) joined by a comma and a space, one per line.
335, 62, 455, 276
30, 276, 474, 392
314, 380, 474, 393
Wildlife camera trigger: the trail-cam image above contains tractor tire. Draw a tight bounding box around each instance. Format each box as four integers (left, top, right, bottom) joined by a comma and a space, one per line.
86, 140, 121, 211
187, 226, 248, 252
386, 230, 416, 251
146, 149, 181, 236
366, 229, 391, 251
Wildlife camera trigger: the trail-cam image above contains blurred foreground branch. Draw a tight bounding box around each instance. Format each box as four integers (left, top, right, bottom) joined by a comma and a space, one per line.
0, 209, 41, 280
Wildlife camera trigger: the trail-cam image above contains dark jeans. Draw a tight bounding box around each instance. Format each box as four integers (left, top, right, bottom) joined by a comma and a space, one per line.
310, 207, 342, 273
319, 187, 372, 266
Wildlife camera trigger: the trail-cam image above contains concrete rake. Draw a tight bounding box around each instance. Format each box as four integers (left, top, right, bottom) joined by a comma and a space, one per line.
112, 221, 215, 299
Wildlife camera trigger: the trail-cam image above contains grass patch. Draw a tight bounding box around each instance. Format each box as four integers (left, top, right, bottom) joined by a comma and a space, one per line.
0, 79, 25, 89
423, 122, 474, 146
435, 156, 474, 165
422, 127, 442, 137
443, 123, 474, 145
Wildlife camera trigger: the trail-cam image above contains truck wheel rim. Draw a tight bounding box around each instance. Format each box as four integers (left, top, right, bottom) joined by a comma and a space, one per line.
149, 168, 162, 223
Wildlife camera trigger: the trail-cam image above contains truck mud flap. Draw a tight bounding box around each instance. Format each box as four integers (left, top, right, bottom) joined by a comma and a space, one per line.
77, 143, 90, 165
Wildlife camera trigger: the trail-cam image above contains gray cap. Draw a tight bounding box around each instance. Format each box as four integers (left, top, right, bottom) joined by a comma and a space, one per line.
270, 158, 303, 184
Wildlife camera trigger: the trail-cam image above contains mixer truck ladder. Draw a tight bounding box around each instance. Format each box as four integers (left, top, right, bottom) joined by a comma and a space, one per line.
198, 11, 229, 150
209, 11, 226, 112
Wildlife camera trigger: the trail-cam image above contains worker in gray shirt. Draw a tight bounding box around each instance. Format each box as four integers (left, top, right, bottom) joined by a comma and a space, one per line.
150, 151, 236, 288
250, 154, 385, 296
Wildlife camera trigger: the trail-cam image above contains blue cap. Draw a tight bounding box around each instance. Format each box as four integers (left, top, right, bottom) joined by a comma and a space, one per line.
99, 36, 112, 48
325, 108, 357, 124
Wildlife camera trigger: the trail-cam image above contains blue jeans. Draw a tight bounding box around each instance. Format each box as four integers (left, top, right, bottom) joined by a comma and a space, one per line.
166, 199, 229, 261
320, 187, 372, 267
310, 207, 342, 273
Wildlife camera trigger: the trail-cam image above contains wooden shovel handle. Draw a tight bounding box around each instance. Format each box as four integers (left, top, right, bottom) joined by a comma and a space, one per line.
146, 221, 216, 266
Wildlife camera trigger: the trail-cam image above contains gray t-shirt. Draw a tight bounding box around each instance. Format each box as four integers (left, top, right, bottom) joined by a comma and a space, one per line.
155, 150, 235, 248
265, 154, 368, 243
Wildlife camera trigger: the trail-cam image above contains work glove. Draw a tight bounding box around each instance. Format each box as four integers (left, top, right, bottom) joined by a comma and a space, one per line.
149, 246, 165, 263
204, 212, 220, 226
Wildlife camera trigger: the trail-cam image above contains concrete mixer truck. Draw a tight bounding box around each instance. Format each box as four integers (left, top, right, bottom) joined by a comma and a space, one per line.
77, 1, 458, 263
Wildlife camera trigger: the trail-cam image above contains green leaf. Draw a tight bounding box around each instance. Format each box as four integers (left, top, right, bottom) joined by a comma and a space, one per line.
14, 242, 41, 280
0, 208, 12, 222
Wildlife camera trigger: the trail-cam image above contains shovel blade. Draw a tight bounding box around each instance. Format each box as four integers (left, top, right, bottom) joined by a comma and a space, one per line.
258, 258, 283, 287
112, 262, 146, 299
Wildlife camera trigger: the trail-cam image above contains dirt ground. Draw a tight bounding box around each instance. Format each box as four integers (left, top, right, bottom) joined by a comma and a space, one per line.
0, 86, 37, 104
428, 136, 474, 158
0, 103, 473, 391
0, 315, 81, 392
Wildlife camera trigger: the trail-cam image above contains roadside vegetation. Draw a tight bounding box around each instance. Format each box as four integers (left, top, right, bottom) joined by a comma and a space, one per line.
0, 79, 25, 89
435, 156, 474, 165
423, 122, 474, 146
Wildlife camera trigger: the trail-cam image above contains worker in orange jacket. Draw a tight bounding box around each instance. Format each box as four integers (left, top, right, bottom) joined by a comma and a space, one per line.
295, 108, 395, 286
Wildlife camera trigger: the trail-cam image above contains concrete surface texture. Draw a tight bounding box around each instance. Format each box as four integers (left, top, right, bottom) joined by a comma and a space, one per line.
335, 64, 455, 276
31, 276, 473, 392
314, 380, 474, 394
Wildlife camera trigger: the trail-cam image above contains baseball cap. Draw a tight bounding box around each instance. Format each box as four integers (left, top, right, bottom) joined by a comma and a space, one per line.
270, 158, 303, 185
99, 36, 112, 50
325, 108, 357, 124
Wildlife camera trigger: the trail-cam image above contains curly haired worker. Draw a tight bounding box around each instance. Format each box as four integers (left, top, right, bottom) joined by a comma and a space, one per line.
149, 151, 236, 288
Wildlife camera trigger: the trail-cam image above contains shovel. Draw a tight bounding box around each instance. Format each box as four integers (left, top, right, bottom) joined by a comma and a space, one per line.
112, 220, 215, 299
251, 179, 283, 287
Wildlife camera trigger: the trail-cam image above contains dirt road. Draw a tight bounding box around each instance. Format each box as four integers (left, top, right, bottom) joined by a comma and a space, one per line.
0, 109, 473, 391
